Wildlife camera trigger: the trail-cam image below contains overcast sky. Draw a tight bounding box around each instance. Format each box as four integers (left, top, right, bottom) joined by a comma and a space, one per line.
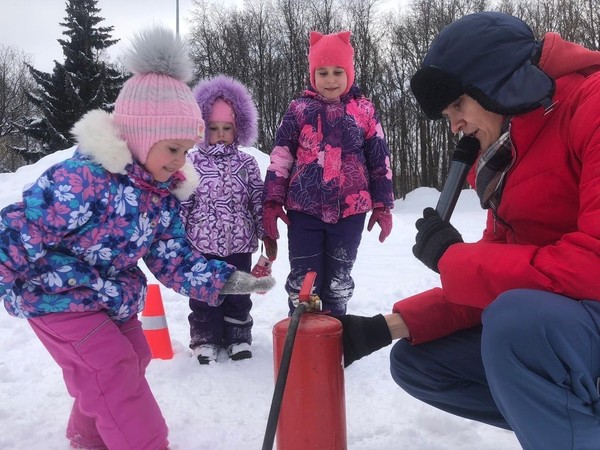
0, 0, 404, 73
0, 0, 221, 72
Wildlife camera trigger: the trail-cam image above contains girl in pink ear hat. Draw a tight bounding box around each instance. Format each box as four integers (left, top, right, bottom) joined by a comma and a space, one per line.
262, 30, 395, 317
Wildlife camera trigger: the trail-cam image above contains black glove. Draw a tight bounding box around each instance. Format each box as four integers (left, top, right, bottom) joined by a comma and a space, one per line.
412, 207, 463, 273
336, 314, 392, 367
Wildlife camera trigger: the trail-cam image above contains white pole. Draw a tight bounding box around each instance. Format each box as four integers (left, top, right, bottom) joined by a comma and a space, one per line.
176, 0, 180, 37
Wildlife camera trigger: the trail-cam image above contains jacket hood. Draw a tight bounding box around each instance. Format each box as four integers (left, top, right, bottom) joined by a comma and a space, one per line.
538, 32, 600, 79
193, 75, 258, 146
70, 109, 199, 200
410, 12, 555, 119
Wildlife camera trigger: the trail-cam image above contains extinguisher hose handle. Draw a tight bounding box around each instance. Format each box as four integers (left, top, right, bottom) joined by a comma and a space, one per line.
262, 302, 309, 450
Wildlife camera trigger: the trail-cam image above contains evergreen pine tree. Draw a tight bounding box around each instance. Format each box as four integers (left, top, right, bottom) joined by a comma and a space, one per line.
21, 0, 125, 158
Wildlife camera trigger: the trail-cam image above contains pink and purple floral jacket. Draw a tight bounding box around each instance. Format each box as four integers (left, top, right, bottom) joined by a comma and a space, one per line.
0, 110, 235, 324
263, 85, 394, 223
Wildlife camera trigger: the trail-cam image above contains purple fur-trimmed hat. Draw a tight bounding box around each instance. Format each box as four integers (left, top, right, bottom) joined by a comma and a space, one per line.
193, 75, 258, 146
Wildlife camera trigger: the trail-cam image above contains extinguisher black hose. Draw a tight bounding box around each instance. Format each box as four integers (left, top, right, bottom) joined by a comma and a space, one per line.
262, 302, 309, 450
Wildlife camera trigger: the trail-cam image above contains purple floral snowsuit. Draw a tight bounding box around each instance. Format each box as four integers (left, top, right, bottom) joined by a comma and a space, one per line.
180, 142, 264, 348
263, 85, 394, 314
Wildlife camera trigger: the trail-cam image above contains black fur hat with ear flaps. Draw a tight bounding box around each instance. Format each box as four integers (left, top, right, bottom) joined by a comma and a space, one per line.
410, 12, 555, 120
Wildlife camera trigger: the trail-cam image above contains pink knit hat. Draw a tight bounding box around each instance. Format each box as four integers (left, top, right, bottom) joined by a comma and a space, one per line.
209, 98, 236, 124
113, 25, 204, 164
308, 31, 355, 95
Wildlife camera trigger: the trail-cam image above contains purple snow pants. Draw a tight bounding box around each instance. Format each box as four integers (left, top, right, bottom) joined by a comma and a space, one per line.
29, 312, 169, 450
188, 252, 253, 349
285, 210, 366, 316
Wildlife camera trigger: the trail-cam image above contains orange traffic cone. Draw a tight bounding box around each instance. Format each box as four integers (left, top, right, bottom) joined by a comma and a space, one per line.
141, 284, 174, 360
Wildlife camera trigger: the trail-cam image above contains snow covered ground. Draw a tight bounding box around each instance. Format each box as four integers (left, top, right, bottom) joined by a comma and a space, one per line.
0, 148, 520, 449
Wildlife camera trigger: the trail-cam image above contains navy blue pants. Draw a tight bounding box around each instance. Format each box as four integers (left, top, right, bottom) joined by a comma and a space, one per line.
188, 253, 253, 349
390, 289, 600, 450
285, 211, 366, 316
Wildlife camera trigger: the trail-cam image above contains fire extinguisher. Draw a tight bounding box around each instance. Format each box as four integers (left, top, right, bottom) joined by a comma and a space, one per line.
262, 271, 347, 450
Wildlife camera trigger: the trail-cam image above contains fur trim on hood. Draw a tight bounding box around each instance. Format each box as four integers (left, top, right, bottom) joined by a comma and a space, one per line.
70, 109, 199, 201
193, 75, 258, 146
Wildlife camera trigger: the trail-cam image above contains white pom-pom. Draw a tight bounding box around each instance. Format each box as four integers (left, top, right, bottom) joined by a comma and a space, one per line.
123, 24, 193, 82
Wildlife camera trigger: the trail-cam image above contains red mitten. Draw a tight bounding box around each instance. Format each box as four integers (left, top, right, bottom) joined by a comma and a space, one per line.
263, 202, 290, 239
367, 207, 392, 243
251, 255, 273, 295
251, 256, 273, 278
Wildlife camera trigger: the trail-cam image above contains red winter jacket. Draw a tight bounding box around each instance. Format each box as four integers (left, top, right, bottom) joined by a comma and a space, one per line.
395, 33, 600, 344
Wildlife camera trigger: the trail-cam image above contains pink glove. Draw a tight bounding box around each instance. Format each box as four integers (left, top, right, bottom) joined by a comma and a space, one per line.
263, 202, 290, 239
263, 236, 278, 261
367, 207, 392, 243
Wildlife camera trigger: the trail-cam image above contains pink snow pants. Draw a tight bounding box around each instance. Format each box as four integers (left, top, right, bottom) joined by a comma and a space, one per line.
29, 312, 169, 450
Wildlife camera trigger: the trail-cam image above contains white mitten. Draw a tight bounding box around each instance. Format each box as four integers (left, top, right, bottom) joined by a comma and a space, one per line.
221, 271, 276, 295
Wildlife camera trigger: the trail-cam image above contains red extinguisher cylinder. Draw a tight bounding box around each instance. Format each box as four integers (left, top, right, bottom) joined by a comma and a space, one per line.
273, 314, 346, 450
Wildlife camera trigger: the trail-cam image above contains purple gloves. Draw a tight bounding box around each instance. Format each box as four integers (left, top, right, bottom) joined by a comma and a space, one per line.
367, 206, 392, 243
263, 202, 290, 239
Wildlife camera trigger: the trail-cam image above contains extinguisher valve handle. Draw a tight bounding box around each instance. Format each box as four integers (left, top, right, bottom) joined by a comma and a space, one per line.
309, 296, 322, 311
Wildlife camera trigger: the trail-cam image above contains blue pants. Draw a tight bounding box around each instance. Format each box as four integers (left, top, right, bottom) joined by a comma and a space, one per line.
285, 211, 365, 316
188, 253, 253, 348
390, 289, 600, 450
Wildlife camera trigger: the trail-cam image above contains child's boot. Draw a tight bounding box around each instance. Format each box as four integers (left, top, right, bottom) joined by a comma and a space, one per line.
226, 342, 252, 360
188, 302, 223, 365
224, 314, 253, 361
192, 344, 219, 365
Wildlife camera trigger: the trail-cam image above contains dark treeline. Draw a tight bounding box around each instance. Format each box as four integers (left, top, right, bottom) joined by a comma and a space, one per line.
2, 0, 599, 198
0, 0, 124, 171
186, 0, 600, 199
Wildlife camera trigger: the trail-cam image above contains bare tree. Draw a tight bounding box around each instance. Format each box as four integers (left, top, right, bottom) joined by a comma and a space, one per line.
184, 0, 600, 198
0, 46, 40, 172
244, 0, 287, 146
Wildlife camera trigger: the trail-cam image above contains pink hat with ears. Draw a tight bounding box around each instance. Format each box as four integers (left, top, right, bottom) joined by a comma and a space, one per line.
209, 98, 236, 124
308, 31, 355, 95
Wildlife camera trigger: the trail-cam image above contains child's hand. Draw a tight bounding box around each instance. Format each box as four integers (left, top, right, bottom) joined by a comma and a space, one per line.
250, 256, 273, 295
263, 236, 278, 261
263, 202, 290, 239
251, 255, 273, 278
367, 207, 393, 243
221, 270, 276, 295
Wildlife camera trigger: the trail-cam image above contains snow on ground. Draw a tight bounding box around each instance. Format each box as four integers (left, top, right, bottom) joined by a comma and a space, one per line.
0, 148, 520, 449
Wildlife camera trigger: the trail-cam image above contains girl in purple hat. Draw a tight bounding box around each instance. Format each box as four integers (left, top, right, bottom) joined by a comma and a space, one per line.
180, 75, 276, 364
